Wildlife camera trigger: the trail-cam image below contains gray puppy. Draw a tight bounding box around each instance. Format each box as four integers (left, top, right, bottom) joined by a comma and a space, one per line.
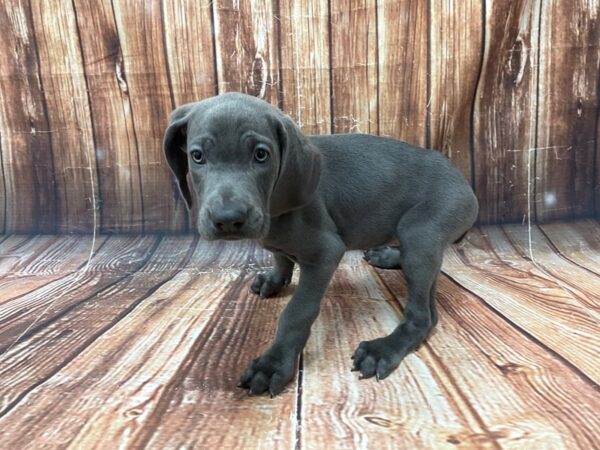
164, 93, 478, 396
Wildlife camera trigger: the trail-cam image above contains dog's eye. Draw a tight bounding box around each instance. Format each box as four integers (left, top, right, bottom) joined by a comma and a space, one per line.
190, 149, 205, 164
254, 146, 270, 163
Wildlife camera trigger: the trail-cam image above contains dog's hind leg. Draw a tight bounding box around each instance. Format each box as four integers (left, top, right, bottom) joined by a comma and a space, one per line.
352, 206, 446, 380
363, 246, 402, 269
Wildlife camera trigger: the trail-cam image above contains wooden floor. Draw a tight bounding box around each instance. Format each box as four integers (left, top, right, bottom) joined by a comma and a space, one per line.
0, 221, 598, 449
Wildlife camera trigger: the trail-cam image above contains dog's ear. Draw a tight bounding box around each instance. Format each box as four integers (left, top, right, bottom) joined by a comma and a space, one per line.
270, 113, 322, 216
163, 103, 195, 210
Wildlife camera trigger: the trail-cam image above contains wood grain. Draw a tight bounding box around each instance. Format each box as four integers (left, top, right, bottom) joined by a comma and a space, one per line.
0, 1, 599, 230
0, 235, 107, 303
428, 0, 483, 181
377, 0, 428, 145
111, 0, 187, 232
279, 0, 331, 134
330, 0, 378, 134
444, 227, 600, 383
29, 0, 100, 233
162, 0, 217, 105
301, 252, 493, 449
473, 0, 541, 223
1, 223, 600, 447
72, 0, 144, 233
539, 220, 600, 274
502, 224, 600, 313
213, 0, 280, 106
378, 268, 600, 449
535, 0, 600, 221
0, 0, 56, 232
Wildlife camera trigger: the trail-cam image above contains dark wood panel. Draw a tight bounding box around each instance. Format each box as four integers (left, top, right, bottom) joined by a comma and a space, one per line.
279, 0, 331, 134
0, 0, 56, 232
111, 0, 187, 232
330, 0, 378, 134
535, 0, 600, 221
377, 0, 428, 145
162, 0, 216, 105
29, 0, 100, 233
428, 0, 483, 182
473, 0, 541, 223
213, 0, 280, 106
72, 0, 144, 233
0, 1, 598, 232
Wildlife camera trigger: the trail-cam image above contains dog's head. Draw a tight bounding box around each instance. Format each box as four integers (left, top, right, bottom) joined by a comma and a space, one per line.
163, 93, 321, 241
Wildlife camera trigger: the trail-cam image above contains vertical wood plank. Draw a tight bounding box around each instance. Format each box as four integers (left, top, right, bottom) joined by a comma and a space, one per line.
535, 0, 600, 221
428, 0, 483, 182
330, 0, 378, 134
279, 0, 331, 134
72, 0, 144, 233
0, 0, 56, 233
111, 0, 187, 232
213, 0, 280, 106
162, 0, 216, 105
29, 0, 99, 233
377, 0, 428, 145
473, 0, 541, 223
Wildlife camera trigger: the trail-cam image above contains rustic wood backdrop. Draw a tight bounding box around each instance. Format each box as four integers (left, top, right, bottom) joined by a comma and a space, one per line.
0, 0, 598, 233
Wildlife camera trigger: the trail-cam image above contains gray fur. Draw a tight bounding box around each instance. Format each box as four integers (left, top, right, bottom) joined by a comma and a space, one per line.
164, 93, 478, 396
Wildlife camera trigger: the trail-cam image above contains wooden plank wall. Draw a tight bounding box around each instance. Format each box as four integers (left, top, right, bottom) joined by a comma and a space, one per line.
0, 0, 598, 233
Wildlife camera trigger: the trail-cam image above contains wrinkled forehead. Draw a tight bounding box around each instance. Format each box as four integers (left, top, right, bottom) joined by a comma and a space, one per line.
186, 102, 277, 146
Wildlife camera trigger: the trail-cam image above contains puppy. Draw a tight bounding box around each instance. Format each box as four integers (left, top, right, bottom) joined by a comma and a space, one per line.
164, 93, 478, 396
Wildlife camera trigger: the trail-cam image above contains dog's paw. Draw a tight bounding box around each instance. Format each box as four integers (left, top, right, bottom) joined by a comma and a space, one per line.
238, 350, 296, 397
363, 247, 402, 270
351, 338, 402, 381
250, 270, 291, 298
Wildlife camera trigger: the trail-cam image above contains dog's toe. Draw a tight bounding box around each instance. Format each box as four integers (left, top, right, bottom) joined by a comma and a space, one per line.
239, 351, 295, 397
352, 338, 401, 381
363, 247, 402, 270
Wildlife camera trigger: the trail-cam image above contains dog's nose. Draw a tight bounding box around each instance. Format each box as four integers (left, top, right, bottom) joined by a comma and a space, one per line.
212, 207, 247, 233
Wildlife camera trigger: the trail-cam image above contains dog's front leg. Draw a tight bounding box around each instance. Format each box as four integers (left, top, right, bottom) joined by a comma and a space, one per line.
239, 252, 342, 397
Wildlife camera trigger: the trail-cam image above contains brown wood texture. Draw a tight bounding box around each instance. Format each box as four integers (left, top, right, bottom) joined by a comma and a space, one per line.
279, 0, 331, 134
330, 0, 378, 134
213, 0, 280, 106
428, 0, 483, 182
29, 0, 100, 233
473, 0, 541, 223
0, 0, 56, 233
377, 0, 428, 146
1, 221, 599, 448
0, 1, 599, 232
535, 0, 600, 221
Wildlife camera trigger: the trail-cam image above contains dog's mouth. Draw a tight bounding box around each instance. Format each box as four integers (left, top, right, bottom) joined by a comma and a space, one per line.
197, 209, 269, 241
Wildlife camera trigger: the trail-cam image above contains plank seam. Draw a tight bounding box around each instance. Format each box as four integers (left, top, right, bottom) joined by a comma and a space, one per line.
294, 352, 304, 450
0, 235, 109, 308
209, 0, 220, 95
70, 0, 105, 233
26, 0, 59, 233
365, 264, 503, 448
0, 235, 199, 418
441, 270, 599, 391
537, 224, 600, 277
469, 0, 486, 208
129, 272, 250, 448
109, 0, 146, 233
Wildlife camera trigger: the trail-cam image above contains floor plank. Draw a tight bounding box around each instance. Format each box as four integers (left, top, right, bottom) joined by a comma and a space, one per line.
301, 252, 494, 449
539, 220, 600, 274
376, 269, 600, 449
443, 228, 600, 384
0, 222, 598, 448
